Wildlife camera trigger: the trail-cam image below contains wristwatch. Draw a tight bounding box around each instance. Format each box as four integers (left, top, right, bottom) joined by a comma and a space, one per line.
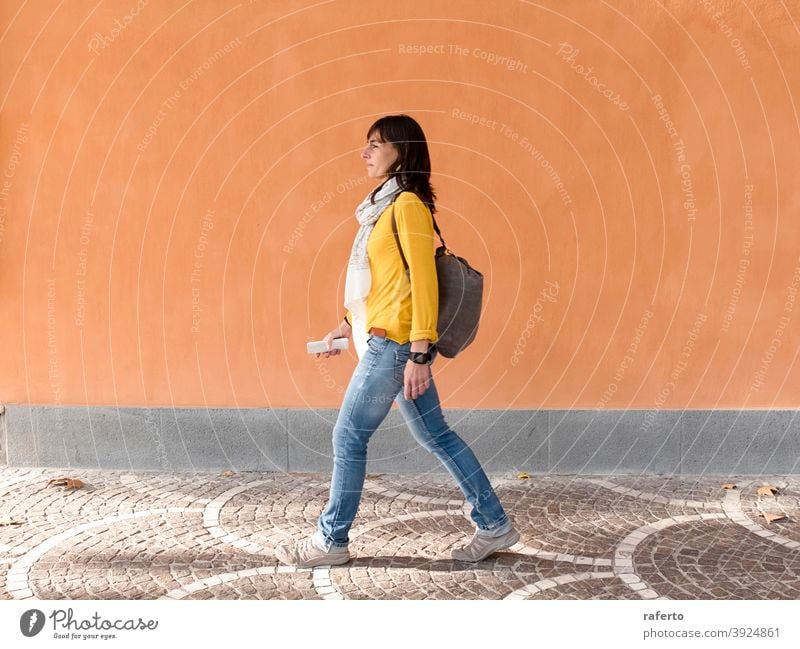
409, 351, 432, 365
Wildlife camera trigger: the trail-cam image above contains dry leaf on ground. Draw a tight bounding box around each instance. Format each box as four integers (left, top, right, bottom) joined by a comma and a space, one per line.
757, 485, 779, 496
47, 477, 84, 490
220, 470, 235, 477
0, 517, 23, 526
721, 483, 737, 490
763, 512, 786, 524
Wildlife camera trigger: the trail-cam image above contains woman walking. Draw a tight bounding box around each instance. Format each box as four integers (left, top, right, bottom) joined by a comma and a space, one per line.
275, 114, 518, 568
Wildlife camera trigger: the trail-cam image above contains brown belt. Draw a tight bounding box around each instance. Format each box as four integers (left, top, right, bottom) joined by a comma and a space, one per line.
369, 327, 387, 337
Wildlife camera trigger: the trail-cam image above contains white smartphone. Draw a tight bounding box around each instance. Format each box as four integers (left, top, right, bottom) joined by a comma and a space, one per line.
307, 337, 349, 354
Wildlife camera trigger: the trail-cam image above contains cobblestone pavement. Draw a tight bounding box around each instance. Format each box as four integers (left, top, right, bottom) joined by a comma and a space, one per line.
0, 468, 798, 600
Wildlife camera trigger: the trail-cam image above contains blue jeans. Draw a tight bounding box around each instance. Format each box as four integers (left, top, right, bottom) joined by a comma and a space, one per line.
313, 333, 511, 551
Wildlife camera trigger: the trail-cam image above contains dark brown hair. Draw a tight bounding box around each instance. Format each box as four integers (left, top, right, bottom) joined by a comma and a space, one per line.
367, 114, 437, 215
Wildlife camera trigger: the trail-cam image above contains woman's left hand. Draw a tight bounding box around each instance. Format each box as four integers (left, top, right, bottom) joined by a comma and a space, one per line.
404, 361, 431, 400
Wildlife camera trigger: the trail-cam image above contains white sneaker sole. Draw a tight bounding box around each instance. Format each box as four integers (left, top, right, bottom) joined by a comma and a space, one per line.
451, 528, 521, 562
274, 544, 351, 568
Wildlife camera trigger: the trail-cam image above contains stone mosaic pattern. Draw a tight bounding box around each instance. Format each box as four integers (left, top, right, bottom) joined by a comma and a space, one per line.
0, 468, 797, 599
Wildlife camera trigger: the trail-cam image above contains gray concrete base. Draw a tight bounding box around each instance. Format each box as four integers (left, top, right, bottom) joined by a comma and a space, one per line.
2, 405, 799, 474
0, 405, 6, 467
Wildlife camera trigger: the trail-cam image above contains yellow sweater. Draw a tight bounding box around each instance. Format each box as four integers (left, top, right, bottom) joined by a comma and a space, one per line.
345, 191, 439, 344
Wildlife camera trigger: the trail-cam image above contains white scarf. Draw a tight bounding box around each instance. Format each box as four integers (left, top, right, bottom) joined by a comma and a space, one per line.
344, 176, 403, 359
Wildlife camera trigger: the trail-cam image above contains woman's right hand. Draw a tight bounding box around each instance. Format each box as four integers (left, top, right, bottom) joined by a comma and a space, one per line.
315, 320, 352, 359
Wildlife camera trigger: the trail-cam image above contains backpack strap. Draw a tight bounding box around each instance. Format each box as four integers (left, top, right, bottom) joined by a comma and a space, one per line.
389, 194, 447, 275
390, 205, 410, 275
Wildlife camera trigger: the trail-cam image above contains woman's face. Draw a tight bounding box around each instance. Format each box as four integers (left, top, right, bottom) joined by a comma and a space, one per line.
361, 131, 399, 179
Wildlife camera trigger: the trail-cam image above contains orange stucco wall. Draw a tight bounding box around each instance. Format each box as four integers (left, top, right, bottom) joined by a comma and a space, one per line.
1, 1, 798, 409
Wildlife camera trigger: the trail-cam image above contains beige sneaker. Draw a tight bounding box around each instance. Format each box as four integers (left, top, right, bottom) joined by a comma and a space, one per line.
451, 527, 520, 562
275, 537, 351, 568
